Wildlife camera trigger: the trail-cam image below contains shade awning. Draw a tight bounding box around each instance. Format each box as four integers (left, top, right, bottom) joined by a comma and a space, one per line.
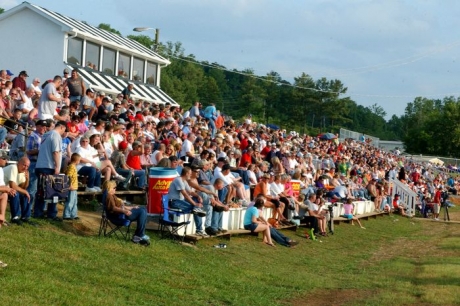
69, 66, 179, 106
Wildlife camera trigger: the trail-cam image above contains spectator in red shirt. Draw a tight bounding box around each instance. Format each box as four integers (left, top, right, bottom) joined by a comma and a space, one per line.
12, 70, 28, 92
126, 141, 147, 190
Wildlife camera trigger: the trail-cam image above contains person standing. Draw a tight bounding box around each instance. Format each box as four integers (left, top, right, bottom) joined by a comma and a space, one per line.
33, 121, 68, 220
65, 69, 86, 102
38, 75, 63, 120
63, 153, 81, 220
26, 119, 48, 212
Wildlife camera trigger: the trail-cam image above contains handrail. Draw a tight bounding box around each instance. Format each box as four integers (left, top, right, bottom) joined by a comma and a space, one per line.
390, 178, 418, 216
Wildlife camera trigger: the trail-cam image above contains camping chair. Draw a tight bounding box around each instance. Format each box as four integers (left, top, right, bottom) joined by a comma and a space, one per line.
98, 191, 132, 241
158, 194, 191, 243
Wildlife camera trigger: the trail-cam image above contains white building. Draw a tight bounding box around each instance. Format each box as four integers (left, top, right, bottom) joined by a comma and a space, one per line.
0, 2, 178, 105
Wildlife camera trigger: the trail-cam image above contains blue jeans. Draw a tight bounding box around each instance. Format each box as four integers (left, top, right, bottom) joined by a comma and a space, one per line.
0, 127, 6, 144
208, 119, 216, 139
63, 190, 78, 218
200, 192, 212, 229
210, 187, 228, 231
170, 199, 193, 213
9, 192, 31, 220
78, 166, 101, 188
27, 161, 38, 210
270, 227, 291, 247
192, 196, 204, 232
34, 168, 57, 218
126, 206, 148, 237
69, 95, 81, 102
116, 168, 133, 188
133, 169, 147, 188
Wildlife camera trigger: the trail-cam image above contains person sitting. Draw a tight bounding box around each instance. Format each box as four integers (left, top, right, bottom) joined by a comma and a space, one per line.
4, 157, 32, 225
103, 180, 150, 246
392, 194, 406, 216
243, 195, 275, 247
343, 198, 366, 229
125, 141, 147, 190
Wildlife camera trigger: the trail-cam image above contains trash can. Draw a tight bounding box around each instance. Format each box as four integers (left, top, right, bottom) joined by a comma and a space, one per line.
148, 167, 178, 214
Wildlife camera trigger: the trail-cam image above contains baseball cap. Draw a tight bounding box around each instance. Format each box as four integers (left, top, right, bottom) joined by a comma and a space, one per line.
19, 70, 29, 77
119, 141, 128, 150
6, 70, 14, 76
35, 119, 49, 127
63, 68, 70, 74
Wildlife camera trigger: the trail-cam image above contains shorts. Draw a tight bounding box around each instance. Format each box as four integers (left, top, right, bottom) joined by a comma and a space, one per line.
433, 203, 441, 214
343, 214, 353, 220
244, 223, 258, 232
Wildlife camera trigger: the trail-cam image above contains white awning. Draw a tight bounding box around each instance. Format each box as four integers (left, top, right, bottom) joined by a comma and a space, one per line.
70, 66, 179, 106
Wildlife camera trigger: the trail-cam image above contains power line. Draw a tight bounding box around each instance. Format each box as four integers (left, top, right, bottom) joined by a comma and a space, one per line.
168, 54, 460, 99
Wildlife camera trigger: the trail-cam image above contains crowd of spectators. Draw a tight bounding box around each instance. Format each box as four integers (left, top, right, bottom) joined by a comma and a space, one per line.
0, 67, 457, 251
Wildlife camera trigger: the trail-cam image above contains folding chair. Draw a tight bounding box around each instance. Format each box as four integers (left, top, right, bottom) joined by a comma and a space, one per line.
158, 194, 191, 243
99, 191, 132, 241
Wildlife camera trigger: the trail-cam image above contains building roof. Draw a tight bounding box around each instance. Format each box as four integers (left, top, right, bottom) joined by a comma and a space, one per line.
1, 2, 170, 65
70, 65, 178, 106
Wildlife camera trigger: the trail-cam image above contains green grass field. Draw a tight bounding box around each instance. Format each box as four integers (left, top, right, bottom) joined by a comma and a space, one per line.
0, 207, 459, 306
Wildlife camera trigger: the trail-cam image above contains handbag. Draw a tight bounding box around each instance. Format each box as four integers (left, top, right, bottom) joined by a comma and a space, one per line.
43, 174, 70, 200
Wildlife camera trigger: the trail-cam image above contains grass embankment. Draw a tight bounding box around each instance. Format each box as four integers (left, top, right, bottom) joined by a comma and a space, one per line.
0, 206, 459, 306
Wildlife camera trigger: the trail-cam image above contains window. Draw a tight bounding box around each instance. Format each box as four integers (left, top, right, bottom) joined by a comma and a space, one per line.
146, 62, 158, 85
132, 57, 144, 82
67, 37, 83, 65
118, 53, 130, 78
85, 42, 100, 70
102, 48, 116, 75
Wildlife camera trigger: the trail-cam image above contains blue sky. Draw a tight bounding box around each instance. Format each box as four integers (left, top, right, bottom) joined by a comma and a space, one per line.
2, 0, 460, 118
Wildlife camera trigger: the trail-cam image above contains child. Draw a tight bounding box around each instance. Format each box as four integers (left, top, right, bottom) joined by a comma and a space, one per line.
393, 194, 406, 216
343, 198, 366, 229
63, 153, 81, 220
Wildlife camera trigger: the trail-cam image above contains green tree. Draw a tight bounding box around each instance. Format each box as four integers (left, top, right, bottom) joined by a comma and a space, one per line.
97, 23, 121, 35
127, 35, 153, 49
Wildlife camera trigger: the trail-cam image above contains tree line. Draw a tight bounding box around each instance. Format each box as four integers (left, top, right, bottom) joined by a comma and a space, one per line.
100, 23, 460, 157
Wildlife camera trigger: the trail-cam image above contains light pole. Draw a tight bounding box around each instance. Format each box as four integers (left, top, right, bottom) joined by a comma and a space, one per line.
133, 27, 160, 52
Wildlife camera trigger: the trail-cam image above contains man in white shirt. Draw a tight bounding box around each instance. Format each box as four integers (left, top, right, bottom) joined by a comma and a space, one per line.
180, 133, 196, 164
38, 76, 63, 120
4, 157, 31, 225
18, 87, 35, 115
0, 152, 14, 228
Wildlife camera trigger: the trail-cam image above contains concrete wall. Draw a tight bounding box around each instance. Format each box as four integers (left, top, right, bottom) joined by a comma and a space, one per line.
0, 8, 66, 82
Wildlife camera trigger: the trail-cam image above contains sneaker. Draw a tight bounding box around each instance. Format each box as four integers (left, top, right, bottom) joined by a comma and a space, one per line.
93, 187, 102, 192
132, 235, 142, 243
218, 229, 228, 234
205, 227, 217, 236
139, 239, 150, 246
50, 217, 63, 222
192, 207, 207, 217
141, 234, 150, 241
288, 240, 299, 247
11, 217, 23, 226
196, 231, 209, 237
113, 175, 125, 182
73, 217, 80, 220
85, 187, 98, 192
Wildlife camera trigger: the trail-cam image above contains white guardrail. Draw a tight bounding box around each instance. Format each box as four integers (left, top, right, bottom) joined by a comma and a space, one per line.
171, 200, 378, 236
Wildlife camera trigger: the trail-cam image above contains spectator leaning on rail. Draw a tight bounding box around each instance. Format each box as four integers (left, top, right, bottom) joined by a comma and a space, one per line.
33, 120, 68, 221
